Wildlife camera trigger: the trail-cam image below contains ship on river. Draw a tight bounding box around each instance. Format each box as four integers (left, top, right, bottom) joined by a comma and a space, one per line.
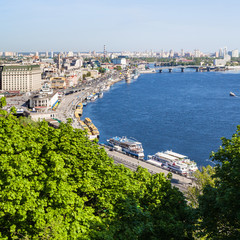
147, 150, 198, 176
107, 136, 144, 159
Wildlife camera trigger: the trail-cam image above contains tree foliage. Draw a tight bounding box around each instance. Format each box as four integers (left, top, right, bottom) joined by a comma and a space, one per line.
198, 126, 240, 239
187, 165, 215, 208
0, 112, 195, 239
115, 66, 122, 71
0, 97, 6, 108
86, 71, 91, 77
98, 67, 106, 74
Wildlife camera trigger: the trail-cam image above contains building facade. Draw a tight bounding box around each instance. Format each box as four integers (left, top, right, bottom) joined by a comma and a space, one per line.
29, 92, 58, 110
231, 49, 239, 58
0, 65, 41, 92
50, 77, 66, 89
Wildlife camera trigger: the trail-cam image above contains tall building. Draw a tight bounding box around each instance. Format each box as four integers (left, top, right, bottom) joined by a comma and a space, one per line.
231, 49, 239, 58
180, 49, 184, 57
0, 65, 41, 92
45, 51, 48, 58
169, 49, 174, 58
68, 51, 74, 57
50, 51, 54, 58
160, 49, 164, 58
219, 48, 223, 57
57, 54, 61, 70
4, 52, 15, 57
223, 47, 228, 57
194, 49, 201, 58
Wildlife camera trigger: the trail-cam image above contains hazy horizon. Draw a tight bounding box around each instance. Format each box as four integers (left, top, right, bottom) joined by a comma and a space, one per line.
1, 0, 240, 53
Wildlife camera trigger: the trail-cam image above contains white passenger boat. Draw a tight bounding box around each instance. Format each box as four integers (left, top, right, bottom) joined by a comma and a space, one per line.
147, 150, 198, 175
107, 136, 144, 159
98, 92, 103, 98
146, 158, 163, 168
102, 85, 110, 91
165, 150, 198, 173
91, 95, 98, 101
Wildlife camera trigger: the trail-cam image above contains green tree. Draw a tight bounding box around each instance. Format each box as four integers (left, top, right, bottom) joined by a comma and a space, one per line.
0, 111, 195, 239
86, 71, 91, 77
0, 96, 6, 108
98, 67, 106, 74
187, 165, 215, 208
116, 66, 122, 71
10, 106, 17, 114
198, 126, 240, 239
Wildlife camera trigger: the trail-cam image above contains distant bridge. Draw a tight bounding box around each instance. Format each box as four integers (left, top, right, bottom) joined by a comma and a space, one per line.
153, 65, 226, 73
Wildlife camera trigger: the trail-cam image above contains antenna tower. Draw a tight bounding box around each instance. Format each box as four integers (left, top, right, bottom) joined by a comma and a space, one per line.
104, 45, 106, 59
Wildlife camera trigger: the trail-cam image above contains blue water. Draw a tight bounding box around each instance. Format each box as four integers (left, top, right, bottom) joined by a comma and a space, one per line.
82, 70, 240, 167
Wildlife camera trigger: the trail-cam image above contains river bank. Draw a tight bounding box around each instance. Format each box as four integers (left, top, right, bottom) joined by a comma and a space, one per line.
81, 70, 240, 167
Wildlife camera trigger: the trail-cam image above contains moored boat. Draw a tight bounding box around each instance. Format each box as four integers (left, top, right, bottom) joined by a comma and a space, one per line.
91, 95, 98, 101
230, 92, 236, 97
84, 118, 99, 138
107, 136, 144, 159
98, 92, 103, 98
147, 150, 198, 176
164, 150, 198, 173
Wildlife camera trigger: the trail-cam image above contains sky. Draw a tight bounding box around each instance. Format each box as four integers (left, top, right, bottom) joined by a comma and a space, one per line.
1, 0, 240, 53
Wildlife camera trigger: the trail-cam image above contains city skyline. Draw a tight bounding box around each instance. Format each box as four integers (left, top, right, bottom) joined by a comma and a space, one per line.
1, 0, 240, 52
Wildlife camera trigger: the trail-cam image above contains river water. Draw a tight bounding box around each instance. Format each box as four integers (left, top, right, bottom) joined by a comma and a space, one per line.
82, 70, 240, 167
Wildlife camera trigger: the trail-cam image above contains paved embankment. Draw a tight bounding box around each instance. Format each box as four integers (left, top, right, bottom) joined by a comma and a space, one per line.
104, 147, 193, 193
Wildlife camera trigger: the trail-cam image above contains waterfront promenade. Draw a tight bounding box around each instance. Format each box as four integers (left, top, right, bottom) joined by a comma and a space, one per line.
55, 73, 122, 126
104, 147, 193, 193
55, 75, 193, 192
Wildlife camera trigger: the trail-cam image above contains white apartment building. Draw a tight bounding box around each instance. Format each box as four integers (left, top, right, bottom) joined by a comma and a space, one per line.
112, 58, 127, 66
0, 65, 41, 92
194, 49, 201, 58
231, 49, 239, 58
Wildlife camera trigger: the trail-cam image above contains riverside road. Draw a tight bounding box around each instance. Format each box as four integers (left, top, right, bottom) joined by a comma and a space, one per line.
104, 147, 193, 193
4, 71, 194, 193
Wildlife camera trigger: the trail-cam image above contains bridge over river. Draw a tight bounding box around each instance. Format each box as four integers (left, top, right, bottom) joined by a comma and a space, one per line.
153, 65, 226, 73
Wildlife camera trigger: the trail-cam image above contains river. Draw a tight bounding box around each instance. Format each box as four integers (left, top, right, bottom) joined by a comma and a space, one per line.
82, 70, 240, 167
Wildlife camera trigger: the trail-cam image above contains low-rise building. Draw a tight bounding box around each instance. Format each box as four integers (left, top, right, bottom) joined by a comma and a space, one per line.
214, 59, 227, 66
100, 63, 114, 70
81, 69, 99, 78
29, 92, 59, 111
50, 77, 66, 89
30, 112, 58, 121
112, 58, 127, 67
214, 55, 231, 66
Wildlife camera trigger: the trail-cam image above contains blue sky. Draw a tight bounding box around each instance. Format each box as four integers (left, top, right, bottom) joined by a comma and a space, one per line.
1, 0, 240, 53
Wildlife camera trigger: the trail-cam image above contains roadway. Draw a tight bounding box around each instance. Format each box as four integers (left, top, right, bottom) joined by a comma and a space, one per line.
55, 72, 123, 127
3, 71, 193, 193
104, 147, 194, 193
47, 73, 194, 193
